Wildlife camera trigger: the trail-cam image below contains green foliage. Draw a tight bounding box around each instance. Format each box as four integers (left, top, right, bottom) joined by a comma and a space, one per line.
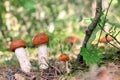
48, 28, 69, 55
0, 0, 120, 63
20, 0, 36, 13
0, 0, 88, 51
0, 46, 6, 51
108, 21, 120, 28
81, 46, 103, 66
84, 18, 92, 24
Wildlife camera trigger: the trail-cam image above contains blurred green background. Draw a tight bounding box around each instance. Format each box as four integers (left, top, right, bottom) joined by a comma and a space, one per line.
0, 0, 120, 60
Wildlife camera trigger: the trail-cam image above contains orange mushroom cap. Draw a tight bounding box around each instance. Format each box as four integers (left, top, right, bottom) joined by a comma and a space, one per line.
10, 39, 26, 52
59, 53, 69, 62
32, 33, 49, 46
100, 36, 114, 43
66, 36, 79, 45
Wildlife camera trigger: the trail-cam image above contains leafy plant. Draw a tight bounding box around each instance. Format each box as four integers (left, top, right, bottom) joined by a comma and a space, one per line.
81, 46, 103, 66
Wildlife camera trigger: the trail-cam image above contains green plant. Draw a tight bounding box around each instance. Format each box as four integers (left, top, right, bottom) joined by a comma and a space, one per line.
81, 45, 103, 66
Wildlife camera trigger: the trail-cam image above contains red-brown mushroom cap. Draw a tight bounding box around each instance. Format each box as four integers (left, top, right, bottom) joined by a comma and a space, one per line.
66, 36, 79, 45
10, 39, 26, 52
59, 53, 69, 62
100, 36, 114, 43
32, 33, 49, 46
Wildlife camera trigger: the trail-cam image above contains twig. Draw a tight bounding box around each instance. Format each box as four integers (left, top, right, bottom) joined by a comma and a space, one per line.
39, 58, 62, 80
115, 31, 120, 37
96, 0, 113, 47
82, 0, 102, 47
99, 24, 120, 48
104, 0, 113, 22
77, 0, 102, 62
105, 34, 120, 49
42, 57, 62, 75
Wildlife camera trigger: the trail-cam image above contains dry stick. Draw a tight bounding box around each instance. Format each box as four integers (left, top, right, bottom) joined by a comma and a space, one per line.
104, 0, 113, 22
82, 0, 102, 47
77, 0, 102, 62
105, 34, 120, 49
42, 57, 61, 75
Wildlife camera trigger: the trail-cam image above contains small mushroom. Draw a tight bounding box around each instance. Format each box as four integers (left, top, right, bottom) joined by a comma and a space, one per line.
100, 36, 114, 43
10, 39, 31, 72
65, 36, 79, 45
32, 33, 49, 69
99, 36, 114, 48
59, 53, 70, 73
65, 36, 81, 58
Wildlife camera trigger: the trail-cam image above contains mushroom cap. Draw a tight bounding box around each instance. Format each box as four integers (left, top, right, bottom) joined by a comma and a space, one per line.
32, 33, 49, 46
10, 39, 26, 52
96, 67, 109, 79
59, 53, 69, 62
66, 36, 79, 45
100, 36, 114, 43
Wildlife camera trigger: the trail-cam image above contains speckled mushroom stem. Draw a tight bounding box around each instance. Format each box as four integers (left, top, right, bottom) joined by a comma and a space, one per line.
15, 47, 31, 72
38, 44, 49, 69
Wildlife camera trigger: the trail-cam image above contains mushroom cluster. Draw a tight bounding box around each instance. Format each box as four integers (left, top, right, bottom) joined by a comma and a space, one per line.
10, 33, 50, 72
9, 32, 74, 76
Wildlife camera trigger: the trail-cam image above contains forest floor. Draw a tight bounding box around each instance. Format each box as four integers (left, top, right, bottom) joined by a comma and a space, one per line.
0, 47, 120, 80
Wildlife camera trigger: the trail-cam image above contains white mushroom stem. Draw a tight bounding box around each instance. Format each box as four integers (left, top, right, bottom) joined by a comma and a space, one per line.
15, 47, 31, 72
65, 62, 70, 73
38, 44, 49, 69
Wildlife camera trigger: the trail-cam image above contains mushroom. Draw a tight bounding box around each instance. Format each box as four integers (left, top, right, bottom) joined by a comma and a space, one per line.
65, 36, 79, 45
100, 36, 114, 43
59, 53, 70, 73
32, 33, 49, 69
10, 39, 31, 72
65, 36, 81, 58
99, 36, 114, 48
